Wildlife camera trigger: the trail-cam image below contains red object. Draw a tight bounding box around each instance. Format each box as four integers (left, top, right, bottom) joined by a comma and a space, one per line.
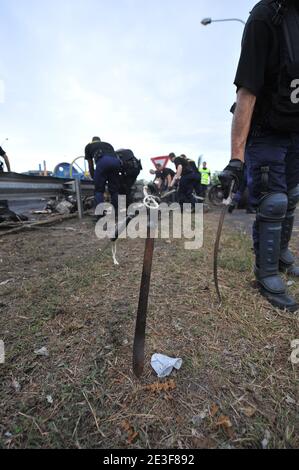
151, 156, 170, 170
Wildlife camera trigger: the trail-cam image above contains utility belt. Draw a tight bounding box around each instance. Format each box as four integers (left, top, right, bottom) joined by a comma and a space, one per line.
94, 152, 117, 164
250, 117, 299, 138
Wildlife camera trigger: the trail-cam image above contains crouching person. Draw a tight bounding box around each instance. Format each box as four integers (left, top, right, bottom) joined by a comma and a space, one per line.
85, 137, 121, 213
169, 153, 200, 210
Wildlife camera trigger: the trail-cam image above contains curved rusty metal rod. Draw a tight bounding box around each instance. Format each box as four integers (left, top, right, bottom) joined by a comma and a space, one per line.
213, 182, 235, 306
213, 204, 228, 306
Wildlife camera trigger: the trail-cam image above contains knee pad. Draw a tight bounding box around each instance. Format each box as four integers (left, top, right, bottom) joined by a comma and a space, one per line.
258, 193, 288, 222
287, 184, 299, 212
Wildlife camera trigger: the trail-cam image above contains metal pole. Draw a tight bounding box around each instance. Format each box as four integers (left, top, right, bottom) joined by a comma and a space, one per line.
211, 18, 245, 25
75, 178, 84, 220
133, 208, 155, 378
201, 17, 246, 26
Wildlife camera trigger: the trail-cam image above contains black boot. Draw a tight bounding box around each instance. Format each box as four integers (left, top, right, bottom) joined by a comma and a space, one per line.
279, 186, 299, 277
246, 206, 256, 214
255, 193, 298, 312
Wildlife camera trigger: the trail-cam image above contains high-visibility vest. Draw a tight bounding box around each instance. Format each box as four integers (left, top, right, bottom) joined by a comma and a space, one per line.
200, 168, 210, 186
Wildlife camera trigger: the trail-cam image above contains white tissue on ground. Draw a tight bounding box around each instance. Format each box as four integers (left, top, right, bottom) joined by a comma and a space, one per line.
151, 353, 183, 378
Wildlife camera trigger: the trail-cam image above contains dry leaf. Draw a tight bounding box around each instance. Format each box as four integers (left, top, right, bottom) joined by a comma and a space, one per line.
121, 420, 139, 445
241, 406, 256, 418
121, 420, 131, 432
216, 415, 232, 429
210, 404, 219, 417
128, 432, 139, 445
145, 380, 176, 393
216, 415, 234, 438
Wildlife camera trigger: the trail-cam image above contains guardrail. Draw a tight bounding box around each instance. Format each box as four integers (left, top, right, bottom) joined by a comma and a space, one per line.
0, 172, 95, 201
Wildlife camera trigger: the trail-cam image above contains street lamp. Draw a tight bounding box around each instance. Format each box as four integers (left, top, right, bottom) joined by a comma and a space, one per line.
201, 17, 246, 26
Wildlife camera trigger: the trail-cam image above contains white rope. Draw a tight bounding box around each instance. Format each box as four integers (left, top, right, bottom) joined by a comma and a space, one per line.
112, 242, 119, 266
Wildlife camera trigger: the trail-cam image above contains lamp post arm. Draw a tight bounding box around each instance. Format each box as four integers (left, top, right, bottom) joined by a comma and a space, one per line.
212, 18, 246, 25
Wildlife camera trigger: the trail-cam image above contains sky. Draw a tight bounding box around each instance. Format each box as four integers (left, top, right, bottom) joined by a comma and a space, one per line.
0, 0, 255, 178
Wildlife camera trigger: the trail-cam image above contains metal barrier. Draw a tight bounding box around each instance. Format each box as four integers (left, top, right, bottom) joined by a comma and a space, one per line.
0, 172, 95, 201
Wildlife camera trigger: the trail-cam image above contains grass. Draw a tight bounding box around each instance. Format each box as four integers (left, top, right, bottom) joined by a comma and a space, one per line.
0, 212, 298, 449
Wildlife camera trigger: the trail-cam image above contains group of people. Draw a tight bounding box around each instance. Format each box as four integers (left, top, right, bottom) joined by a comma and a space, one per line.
85, 137, 213, 215
150, 154, 211, 208
84, 137, 142, 211
1, 135, 213, 214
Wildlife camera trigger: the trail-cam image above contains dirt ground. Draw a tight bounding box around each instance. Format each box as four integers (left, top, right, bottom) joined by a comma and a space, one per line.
0, 209, 298, 449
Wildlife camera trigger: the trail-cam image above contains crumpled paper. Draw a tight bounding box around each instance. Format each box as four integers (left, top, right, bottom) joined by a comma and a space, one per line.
151, 353, 183, 378
34, 347, 49, 357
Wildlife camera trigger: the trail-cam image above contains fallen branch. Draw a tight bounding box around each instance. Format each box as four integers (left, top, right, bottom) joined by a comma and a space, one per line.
0, 213, 78, 237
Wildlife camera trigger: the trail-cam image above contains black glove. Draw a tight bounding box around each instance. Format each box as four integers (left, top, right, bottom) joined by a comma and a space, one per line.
219, 159, 244, 199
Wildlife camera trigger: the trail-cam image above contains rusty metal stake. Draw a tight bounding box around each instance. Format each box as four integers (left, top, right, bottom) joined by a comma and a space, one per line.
133, 209, 155, 378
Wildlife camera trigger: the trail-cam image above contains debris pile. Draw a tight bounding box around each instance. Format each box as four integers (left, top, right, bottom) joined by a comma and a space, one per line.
46, 197, 77, 215
35, 196, 95, 216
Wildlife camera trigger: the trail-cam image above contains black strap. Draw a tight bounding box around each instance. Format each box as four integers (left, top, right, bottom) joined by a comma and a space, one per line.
261, 166, 270, 193
271, 0, 287, 26
283, 5, 299, 62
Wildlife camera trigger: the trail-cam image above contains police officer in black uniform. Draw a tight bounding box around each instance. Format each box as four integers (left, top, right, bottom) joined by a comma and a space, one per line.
163, 166, 176, 190
181, 154, 204, 200
220, 0, 299, 311
116, 148, 142, 206
169, 153, 201, 208
152, 164, 176, 191
85, 137, 121, 210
